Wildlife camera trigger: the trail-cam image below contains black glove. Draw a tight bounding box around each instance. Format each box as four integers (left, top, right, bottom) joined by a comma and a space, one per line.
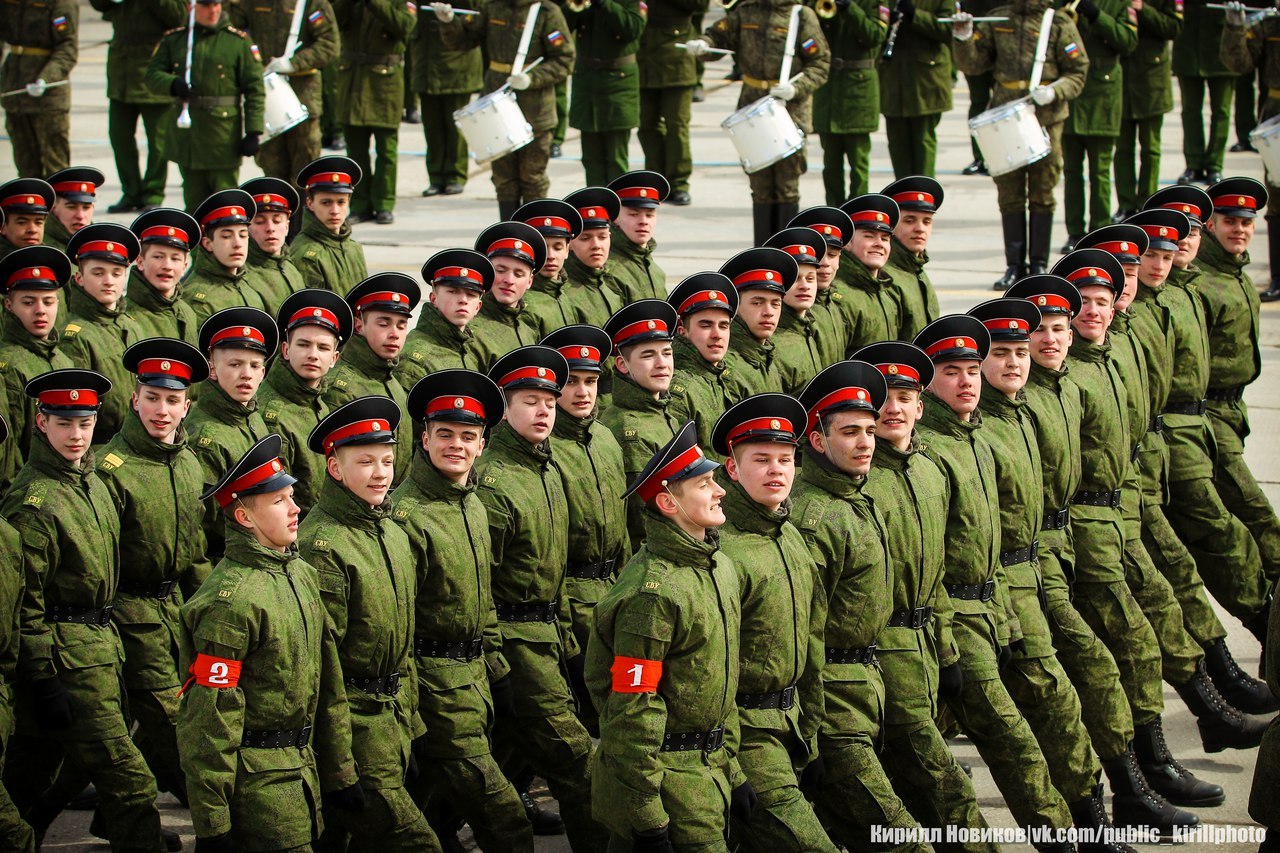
998, 644, 1013, 671
490, 673, 516, 717
1011, 637, 1028, 657
405, 749, 420, 784
170, 78, 191, 99
239, 133, 261, 156
31, 676, 73, 730
632, 826, 675, 853
730, 781, 758, 823
322, 781, 367, 813
195, 832, 235, 853
800, 754, 826, 788
897, 0, 915, 21
1077, 0, 1100, 19
565, 652, 589, 706
938, 661, 964, 700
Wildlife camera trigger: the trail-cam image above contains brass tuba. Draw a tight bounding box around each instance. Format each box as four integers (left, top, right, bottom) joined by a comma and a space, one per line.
565, 0, 591, 11
815, 0, 838, 17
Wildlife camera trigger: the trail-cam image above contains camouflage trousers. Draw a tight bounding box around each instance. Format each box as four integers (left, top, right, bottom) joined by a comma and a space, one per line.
729, 722, 838, 853
747, 144, 807, 204
318, 784, 442, 852
1139, 488, 1231, 648
116, 596, 187, 800
257, 116, 323, 184
5, 110, 70, 177
1209, 400, 1280, 592
492, 131, 554, 205
994, 120, 1063, 214
818, 132, 872, 208
1248, 590, 1280, 829
566, 575, 614, 736
0, 695, 35, 853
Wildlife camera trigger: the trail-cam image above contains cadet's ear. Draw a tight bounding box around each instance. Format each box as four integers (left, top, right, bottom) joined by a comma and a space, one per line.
808, 427, 827, 455
326, 454, 344, 482
652, 490, 680, 518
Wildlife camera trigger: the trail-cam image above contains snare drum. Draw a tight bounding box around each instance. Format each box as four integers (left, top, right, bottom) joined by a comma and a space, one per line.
454, 89, 534, 164
1250, 114, 1280, 180
722, 96, 804, 174
262, 72, 310, 142
968, 99, 1050, 177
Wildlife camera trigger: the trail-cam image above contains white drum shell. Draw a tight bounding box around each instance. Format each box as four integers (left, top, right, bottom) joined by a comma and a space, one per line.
722, 96, 804, 175
1250, 114, 1280, 182
262, 72, 310, 142
454, 89, 535, 165
969, 100, 1050, 177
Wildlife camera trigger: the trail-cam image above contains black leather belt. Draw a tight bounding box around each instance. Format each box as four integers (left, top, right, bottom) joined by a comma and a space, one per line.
119, 579, 179, 600
1000, 541, 1038, 567
945, 580, 996, 602
661, 726, 725, 752
495, 600, 559, 623
189, 95, 238, 109
831, 57, 876, 70
415, 637, 484, 661
736, 685, 796, 710
1042, 505, 1070, 530
46, 604, 114, 625
1073, 489, 1122, 508
242, 724, 312, 748
579, 54, 636, 69
1148, 414, 1164, 434
345, 672, 401, 696
1206, 385, 1244, 403
826, 645, 877, 664
1164, 399, 1207, 416
565, 558, 616, 580
886, 605, 933, 628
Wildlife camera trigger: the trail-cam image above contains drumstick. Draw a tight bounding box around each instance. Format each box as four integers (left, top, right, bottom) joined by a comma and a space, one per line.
938, 15, 1008, 21
417, 6, 481, 14
675, 42, 735, 54
0, 78, 69, 98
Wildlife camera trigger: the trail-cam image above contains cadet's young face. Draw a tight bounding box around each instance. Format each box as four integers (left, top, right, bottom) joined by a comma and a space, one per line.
615, 341, 674, 395
738, 291, 781, 341
36, 412, 95, 464
357, 310, 408, 359
726, 441, 795, 512
560, 370, 599, 419
249, 211, 290, 256
132, 384, 190, 443
849, 228, 891, 271
876, 388, 923, 450
982, 342, 1030, 399
541, 236, 569, 279
1030, 315, 1073, 371
1174, 227, 1201, 268
1138, 247, 1175, 288
615, 205, 656, 247
307, 191, 350, 233
816, 246, 840, 288
282, 326, 340, 386
202, 225, 248, 270
505, 388, 557, 444
681, 310, 732, 364
929, 361, 982, 419
53, 198, 93, 233
1116, 263, 1139, 310
809, 409, 876, 477
424, 420, 486, 482
0, 213, 45, 247
209, 346, 267, 403
4, 291, 59, 339
75, 260, 129, 309
571, 227, 610, 269
328, 443, 396, 506
654, 471, 725, 537
430, 284, 482, 329
1073, 285, 1115, 343
783, 266, 818, 313
1207, 212, 1255, 256
137, 244, 188, 298
895, 211, 934, 256
491, 257, 534, 306
235, 486, 299, 551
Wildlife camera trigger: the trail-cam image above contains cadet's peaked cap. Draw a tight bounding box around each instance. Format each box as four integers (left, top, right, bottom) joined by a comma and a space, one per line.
203, 434, 296, 506
199, 306, 279, 355
408, 369, 505, 428
194, 189, 254, 232
241, 176, 300, 215
764, 227, 826, 267
913, 314, 991, 362
1006, 274, 1082, 317
968, 298, 1043, 343
0, 245, 71, 293
623, 420, 718, 503
840, 194, 900, 232
130, 208, 200, 251
26, 368, 112, 417
277, 289, 354, 346
1051, 249, 1125, 299
66, 223, 139, 267
47, 166, 105, 204
852, 341, 935, 390
514, 198, 583, 240
475, 221, 547, 273
489, 345, 569, 395
1125, 209, 1190, 252
123, 337, 209, 389
1209, 176, 1267, 218
605, 299, 678, 352
0, 178, 54, 215
668, 272, 738, 319
346, 272, 421, 316
608, 170, 671, 208
719, 247, 797, 295
882, 175, 944, 213
1143, 185, 1212, 228
712, 393, 806, 456
297, 155, 362, 193
541, 324, 614, 372
563, 187, 621, 229
798, 360, 887, 435
422, 248, 494, 294
308, 395, 401, 455
1075, 224, 1148, 264
788, 206, 855, 249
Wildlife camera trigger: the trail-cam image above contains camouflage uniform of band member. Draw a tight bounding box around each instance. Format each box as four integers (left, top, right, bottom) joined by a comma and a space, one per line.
0, 0, 77, 177
0, 474, 33, 852
637, 0, 701, 200
410, 8, 483, 194
1172, 0, 1233, 183
564, 0, 645, 185
227, 0, 340, 182
1113, 0, 1180, 216
877, 0, 954, 179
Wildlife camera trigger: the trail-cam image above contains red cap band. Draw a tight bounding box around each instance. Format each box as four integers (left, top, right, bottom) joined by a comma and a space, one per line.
1027, 292, 1074, 312
486, 237, 535, 262
433, 266, 485, 286
613, 318, 669, 346
806, 386, 872, 434
1161, 202, 1201, 219
37, 388, 99, 409
1093, 240, 1139, 258
140, 225, 190, 245
1213, 193, 1258, 210
727, 415, 795, 448
637, 444, 708, 502
214, 456, 285, 507
497, 365, 556, 388
73, 240, 129, 262
781, 244, 817, 263
527, 215, 572, 233
210, 325, 267, 348
1137, 224, 1178, 241
288, 306, 340, 330
807, 223, 843, 241
355, 290, 408, 312
1065, 266, 1112, 284
577, 205, 609, 222
616, 186, 660, 201
426, 394, 487, 421
51, 181, 97, 196
924, 336, 978, 357
982, 317, 1031, 335
322, 418, 391, 454
200, 205, 247, 226
137, 357, 193, 381
851, 210, 891, 225
557, 345, 602, 363
1, 193, 49, 209
731, 269, 782, 288
874, 362, 921, 383
252, 193, 291, 211
306, 171, 353, 187
890, 191, 934, 207
677, 289, 730, 316
6, 266, 57, 288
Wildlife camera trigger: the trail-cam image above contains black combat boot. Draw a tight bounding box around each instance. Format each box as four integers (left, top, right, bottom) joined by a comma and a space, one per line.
1133, 717, 1226, 805
1173, 660, 1270, 752
1100, 744, 1199, 839
498, 199, 520, 221
1068, 784, 1137, 853
521, 791, 566, 836
1263, 227, 1280, 302
994, 210, 1027, 290
1204, 637, 1279, 714
1028, 209, 1054, 275
775, 201, 800, 238
753, 203, 774, 247
90, 809, 184, 851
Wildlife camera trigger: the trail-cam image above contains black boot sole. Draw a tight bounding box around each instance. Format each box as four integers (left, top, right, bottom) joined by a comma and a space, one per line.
1199, 719, 1267, 753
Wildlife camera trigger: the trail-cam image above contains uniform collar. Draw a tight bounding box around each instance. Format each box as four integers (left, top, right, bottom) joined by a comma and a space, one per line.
2, 308, 64, 358
565, 252, 611, 285
608, 225, 655, 262
800, 444, 866, 499
641, 511, 722, 567
247, 239, 291, 269
28, 429, 97, 484
838, 250, 891, 291
920, 391, 982, 436
128, 265, 183, 312
120, 407, 190, 460
977, 383, 1024, 419
300, 208, 353, 245
1195, 229, 1249, 272
343, 332, 397, 376
1068, 333, 1110, 363
872, 432, 922, 470
415, 301, 473, 344
196, 377, 260, 423
720, 472, 789, 536
611, 369, 670, 412
531, 271, 566, 298
222, 521, 297, 569
68, 284, 124, 322
777, 302, 814, 332
264, 357, 326, 405
674, 332, 726, 375
890, 237, 927, 273
479, 291, 528, 323
406, 445, 477, 501
728, 317, 774, 368
317, 473, 391, 527
193, 244, 246, 282
490, 419, 553, 465
552, 405, 596, 442
1029, 359, 1069, 388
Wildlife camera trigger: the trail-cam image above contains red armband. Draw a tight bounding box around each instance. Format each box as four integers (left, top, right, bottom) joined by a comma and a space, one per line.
611, 656, 663, 693
177, 653, 243, 697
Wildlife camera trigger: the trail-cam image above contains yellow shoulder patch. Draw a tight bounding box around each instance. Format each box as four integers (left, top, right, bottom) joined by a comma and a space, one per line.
227, 25, 250, 38
101, 452, 125, 471
644, 580, 661, 590
409, 350, 424, 362
311, 537, 330, 551
482, 474, 497, 486
623, 428, 638, 438
334, 378, 348, 388
263, 407, 279, 423
23, 492, 42, 508
304, 250, 318, 258
198, 435, 214, 447
63, 323, 81, 337
192, 291, 207, 301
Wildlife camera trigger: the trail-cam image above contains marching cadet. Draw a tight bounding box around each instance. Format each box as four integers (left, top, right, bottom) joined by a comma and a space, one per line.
1059, 0, 1138, 252
1171, 0, 1233, 186
0, 246, 75, 461
42, 167, 103, 254
432, 0, 577, 219
0, 0, 77, 177
790, 361, 928, 850
182, 189, 270, 326
478, 346, 611, 851
565, 0, 646, 185
711, 395, 836, 853
666, 273, 749, 453
636, 0, 698, 206
0, 381, 16, 494
911, 316, 1076, 845
410, 0, 483, 198
187, 307, 275, 568
398, 250, 493, 393
763, 227, 828, 395
470, 222, 549, 371
325, 274, 419, 485
1, 369, 167, 852
834, 194, 904, 352
227, 0, 340, 182
332, 0, 417, 225
953, 0, 1089, 289
299, 397, 442, 850
877, 0, 955, 179
812, 0, 888, 206
1112, 0, 1180, 221
853, 340, 994, 842
608, 171, 671, 303
586, 421, 751, 852
517, 198, 584, 333
291, 156, 370, 297
601, 300, 684, 547
90, 0, 186, 213
61, 223, 145, 445
97, 338, 211, 809
177, 434, 359, 852
0, 180, 54, 261
882, 176, 942, 339
240, 177, 307, 316
719, 247, 794, 396
562, 188, 630, 329
0, 414, 32, 852
686, 0, 830, 244
787, 205, 856, 365
259, 289, 353, 515
146, 0, 265, 212
127, 208, 202, 345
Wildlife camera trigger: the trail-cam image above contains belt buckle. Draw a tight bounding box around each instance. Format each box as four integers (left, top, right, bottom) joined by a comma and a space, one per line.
1030, 539, 1039, 560
980, 580, 996, 601
99, 605, 115, 625
1197, 399, 1207, 415
864, 643, 877, 662
469, 638, 484, 659
1110, 489, 1121, 507
910, 606, 929, 628
705, 727, 725, 751
544, 600, 558, 621
384, 671, 401, 695
157, 579, 177, 599
779, 685, 796, 710
295, 725, 313, 748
